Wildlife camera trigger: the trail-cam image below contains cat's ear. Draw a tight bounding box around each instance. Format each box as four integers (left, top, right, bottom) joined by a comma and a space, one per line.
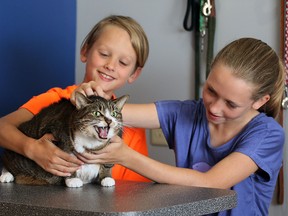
114, 95, 129, 111
75, 92, 89, 110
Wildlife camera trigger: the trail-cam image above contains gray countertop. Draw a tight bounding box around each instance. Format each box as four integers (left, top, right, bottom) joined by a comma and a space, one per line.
0, 180, 237, 215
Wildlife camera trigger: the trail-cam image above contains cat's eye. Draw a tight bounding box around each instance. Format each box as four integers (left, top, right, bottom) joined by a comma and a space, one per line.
92, 111, 101, 117
111, 111, 118, 117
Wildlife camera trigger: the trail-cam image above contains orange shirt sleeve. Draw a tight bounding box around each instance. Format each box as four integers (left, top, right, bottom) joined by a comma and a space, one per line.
112, 127, 151, 182
20, 85, 77, 115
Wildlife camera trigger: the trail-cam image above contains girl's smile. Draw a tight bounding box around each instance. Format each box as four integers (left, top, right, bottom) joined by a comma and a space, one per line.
206, 110, 223, 123
203, 63, 259, 128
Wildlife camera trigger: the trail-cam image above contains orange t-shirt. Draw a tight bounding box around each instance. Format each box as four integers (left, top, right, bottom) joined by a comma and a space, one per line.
21, 85, 150, 182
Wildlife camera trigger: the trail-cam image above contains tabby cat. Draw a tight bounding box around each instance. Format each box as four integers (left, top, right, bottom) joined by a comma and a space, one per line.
0, 92, 129, 188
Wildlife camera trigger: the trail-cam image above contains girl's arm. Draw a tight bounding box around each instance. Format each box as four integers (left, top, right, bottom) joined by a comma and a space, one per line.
86, 135, 258, 189
122, 103, 160, 129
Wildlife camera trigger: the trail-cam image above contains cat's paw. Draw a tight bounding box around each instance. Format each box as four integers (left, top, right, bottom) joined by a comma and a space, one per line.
0, 172, 14, 183
65, 178, 83, 188
101, 177, 115, 187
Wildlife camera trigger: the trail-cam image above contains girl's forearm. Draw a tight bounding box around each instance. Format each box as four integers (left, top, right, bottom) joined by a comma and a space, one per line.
122, 103, 160, 128
121, 148, 211, 187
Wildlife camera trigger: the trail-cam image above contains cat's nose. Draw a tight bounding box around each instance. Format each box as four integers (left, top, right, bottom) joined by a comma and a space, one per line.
105, 117, 112, 125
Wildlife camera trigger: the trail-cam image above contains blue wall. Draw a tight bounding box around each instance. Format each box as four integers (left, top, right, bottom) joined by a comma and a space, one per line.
0, 0, 76, 117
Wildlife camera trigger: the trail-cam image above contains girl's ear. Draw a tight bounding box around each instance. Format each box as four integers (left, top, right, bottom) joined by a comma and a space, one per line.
80, 45, 88, 63
252, 94, 270, 110
127, 67, 142, 84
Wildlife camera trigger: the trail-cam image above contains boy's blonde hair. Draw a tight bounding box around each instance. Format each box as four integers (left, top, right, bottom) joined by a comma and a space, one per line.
81, 15, 149, 70
211, 38, 285, 118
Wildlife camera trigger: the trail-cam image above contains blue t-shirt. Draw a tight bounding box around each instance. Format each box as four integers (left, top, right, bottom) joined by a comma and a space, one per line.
156, 99, 284, 216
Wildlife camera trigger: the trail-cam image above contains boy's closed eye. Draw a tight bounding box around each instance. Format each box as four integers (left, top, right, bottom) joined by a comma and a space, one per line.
99, 52, 109, 57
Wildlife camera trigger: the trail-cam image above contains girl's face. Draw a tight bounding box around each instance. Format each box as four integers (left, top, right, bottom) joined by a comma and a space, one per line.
81, 25, 142, 97
202, 63, 267, 126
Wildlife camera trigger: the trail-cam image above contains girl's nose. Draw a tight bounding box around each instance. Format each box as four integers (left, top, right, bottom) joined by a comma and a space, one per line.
209, 99, 222, 114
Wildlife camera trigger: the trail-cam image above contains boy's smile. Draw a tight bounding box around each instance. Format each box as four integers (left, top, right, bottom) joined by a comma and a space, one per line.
81, 25, 140, 96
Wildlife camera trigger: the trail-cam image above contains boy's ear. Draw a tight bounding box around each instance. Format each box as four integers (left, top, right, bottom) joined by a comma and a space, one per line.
127, 67, 142, 84
80, 45, 88, 63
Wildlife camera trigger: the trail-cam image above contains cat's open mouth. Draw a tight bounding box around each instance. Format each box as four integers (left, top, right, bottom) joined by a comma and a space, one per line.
95, 126, 109, 139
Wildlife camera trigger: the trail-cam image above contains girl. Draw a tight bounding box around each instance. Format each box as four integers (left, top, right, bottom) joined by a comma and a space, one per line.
76, 38, 285, 215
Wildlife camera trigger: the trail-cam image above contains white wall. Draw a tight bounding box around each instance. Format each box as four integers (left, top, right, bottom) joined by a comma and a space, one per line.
76, 1, 286, 215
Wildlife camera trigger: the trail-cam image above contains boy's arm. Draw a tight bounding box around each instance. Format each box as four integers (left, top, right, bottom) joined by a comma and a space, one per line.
0, 85, 83, 176
0, 108, 83, 176
0, 109, 35, 155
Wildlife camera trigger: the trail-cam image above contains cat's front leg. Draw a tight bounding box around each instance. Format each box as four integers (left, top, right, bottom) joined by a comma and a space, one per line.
0, 167, 14, 183
65, 177, 84, 188
99, 164, 115, 187
101, 177, 115, 187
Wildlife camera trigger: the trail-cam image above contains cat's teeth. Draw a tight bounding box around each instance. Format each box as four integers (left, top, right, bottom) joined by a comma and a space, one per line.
96, 126, 109, 139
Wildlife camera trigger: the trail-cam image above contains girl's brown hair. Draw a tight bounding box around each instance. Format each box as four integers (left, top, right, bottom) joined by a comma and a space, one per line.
211, 38, 285, 118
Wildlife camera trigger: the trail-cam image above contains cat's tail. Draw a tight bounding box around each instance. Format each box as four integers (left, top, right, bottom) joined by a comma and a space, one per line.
16, 175, 49, 185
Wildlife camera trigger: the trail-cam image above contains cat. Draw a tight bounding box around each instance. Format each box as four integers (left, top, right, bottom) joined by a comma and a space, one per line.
0, 92, 129, 188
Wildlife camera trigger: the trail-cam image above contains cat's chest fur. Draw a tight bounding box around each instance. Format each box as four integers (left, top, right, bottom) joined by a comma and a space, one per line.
0, 93, 129, 188
74, 132, 107, 153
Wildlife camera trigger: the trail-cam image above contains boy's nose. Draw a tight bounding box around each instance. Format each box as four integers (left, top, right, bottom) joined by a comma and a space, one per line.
104, 63, 114, 71
104, 59, 115, 71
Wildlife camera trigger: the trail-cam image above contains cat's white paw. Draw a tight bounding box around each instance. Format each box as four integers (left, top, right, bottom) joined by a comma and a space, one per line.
101, 177, 115, 187
65, 178, 83, 188
0, 171, 14, 183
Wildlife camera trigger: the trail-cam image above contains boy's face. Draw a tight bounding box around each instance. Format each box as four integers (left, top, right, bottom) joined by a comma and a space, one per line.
81, 25, 142, 97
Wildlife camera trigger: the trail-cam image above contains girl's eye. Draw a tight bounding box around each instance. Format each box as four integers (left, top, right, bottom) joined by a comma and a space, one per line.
92, 111, 101, 117
226, 102, 238, 109
208, 87, 216, 95
111, 111, 118, 117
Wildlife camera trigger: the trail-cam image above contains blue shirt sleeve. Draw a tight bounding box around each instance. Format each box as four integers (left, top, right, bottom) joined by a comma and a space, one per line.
233, 114, 285, 182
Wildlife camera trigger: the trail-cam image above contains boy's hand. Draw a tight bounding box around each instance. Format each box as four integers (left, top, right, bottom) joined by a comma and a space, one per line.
27, 134, 84, 177
70, 81, 110, 105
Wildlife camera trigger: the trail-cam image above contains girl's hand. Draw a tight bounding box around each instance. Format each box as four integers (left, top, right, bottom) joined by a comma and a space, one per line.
75, 135, 129, 165
70, 81, 110, 105
27, 134, 84, 177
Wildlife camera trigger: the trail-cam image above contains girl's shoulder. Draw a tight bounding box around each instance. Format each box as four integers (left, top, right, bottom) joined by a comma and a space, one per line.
248, 113, 284, 134
237, 113, 285, 152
